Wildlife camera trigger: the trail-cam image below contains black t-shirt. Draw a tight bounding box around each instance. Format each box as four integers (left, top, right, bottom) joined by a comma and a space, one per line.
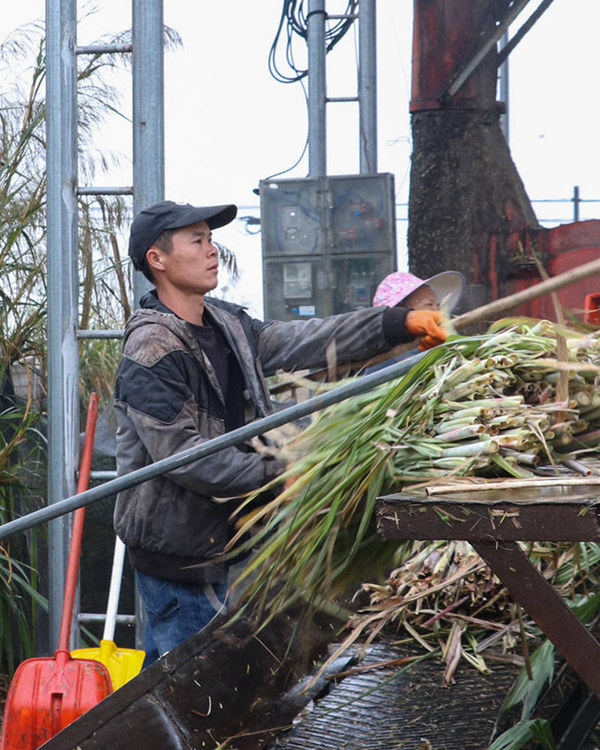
189, 311, 246, 432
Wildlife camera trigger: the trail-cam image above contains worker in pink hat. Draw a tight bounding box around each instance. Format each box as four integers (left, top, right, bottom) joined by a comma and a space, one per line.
373, 270, 465, 316
365, 270, 465, 372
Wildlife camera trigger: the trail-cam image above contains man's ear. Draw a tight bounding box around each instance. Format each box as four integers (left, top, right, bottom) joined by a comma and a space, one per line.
145, 247, 165, 274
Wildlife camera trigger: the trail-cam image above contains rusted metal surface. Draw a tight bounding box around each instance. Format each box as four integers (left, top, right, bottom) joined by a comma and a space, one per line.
377, 487, 600, 542
411, 0, 497, 112
473, 540, 600, 699
376, 486, 600, 700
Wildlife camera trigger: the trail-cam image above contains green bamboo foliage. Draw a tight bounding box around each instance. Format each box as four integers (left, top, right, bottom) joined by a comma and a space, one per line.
488, 719, 556, 750
230, 320, 600, 631
0, 344, 47, 672
0, 21, 137, 390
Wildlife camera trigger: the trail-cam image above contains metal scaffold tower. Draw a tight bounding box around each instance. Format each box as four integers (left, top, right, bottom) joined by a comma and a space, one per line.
307, 0, 377, 176
45, 0, 162, 651
261, 1, 392, 322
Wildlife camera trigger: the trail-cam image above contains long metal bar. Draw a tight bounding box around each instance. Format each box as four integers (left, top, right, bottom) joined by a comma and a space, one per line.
76, 43, 133, 55
358, 0, 377, 173
90, 471, 118, 481
131, 0, 166, 649
45, 0, 80, 651
78, 329, 124, 339
307, 0, 327, 176
442, 0, 531, 101
77, 187, 133, 196
0, 350, 426, 540
78, 614, 136, 625
132, 0, 165, 304
496, 0, 555, 67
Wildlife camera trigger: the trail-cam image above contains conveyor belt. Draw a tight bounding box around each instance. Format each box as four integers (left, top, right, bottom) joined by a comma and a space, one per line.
269, 641, 520, 750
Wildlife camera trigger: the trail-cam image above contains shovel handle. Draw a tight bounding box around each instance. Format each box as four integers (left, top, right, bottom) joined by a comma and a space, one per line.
57, 392, 99, 652
102, 537, 126, 642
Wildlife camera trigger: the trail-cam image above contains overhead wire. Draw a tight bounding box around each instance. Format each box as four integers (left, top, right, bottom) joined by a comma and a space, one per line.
268, 0, 358, 84
263, 0, 358, 181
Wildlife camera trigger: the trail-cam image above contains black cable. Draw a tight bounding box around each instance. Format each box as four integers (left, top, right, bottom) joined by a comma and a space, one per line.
264, 1, 358, 184
268, 0, 358, 85
263, 132, 309, 182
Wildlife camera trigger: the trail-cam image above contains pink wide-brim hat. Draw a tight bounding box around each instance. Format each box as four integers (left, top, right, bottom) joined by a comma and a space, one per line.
373, 271, 465, 312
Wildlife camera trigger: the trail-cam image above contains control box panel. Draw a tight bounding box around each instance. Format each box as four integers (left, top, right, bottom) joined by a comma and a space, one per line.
260, 173, 397, 320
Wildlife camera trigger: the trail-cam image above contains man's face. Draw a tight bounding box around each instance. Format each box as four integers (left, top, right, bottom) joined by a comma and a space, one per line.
154, 220, 219, 295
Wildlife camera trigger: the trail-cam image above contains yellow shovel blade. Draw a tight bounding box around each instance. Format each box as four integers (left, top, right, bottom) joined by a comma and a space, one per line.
71, 639, 145, 690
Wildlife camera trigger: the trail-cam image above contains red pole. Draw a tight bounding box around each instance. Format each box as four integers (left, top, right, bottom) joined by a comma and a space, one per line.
57, 392, 99, 652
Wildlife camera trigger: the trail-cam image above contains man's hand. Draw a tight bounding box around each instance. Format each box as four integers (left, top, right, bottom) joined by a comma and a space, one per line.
405, 310, 448, 351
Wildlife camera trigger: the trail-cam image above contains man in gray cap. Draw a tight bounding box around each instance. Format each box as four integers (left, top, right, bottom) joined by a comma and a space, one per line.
113, 200, 448, 665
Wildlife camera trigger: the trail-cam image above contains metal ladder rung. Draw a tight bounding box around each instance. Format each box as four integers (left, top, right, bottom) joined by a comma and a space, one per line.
78, 329, 124, 340
79, 613, 136, 626
89, 471, 118, 482
76, 43, 133, 55
77, 187, 133, 196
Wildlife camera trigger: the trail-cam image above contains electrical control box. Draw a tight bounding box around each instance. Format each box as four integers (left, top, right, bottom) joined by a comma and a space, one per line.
260, 173, 397, 320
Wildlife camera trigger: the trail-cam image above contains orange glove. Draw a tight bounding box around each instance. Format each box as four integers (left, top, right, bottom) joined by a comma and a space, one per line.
405, 310, 448, 351
234, 504, 268, 531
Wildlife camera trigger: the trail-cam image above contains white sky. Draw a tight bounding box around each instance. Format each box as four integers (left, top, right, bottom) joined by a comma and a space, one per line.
3, 1, 600, 316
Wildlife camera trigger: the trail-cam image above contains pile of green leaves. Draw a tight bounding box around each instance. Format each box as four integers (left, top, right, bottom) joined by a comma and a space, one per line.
231, 320, 600, 617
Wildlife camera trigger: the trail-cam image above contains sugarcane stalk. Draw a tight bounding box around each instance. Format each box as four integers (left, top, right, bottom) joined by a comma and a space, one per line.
435, 424, 487, 441
574, 390, 593, 407
561, 458, 592, 477
443, 374, 497, 401
578, 406, 600, 423
440, 439, 499, 458
433, 417, 483, 434
425, 476, 600, 495
486, 415, 526, 429
500, 448, 540, 466
438, 405, 494, 420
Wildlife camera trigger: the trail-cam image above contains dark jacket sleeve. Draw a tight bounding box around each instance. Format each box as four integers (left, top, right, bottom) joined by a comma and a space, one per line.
248, 306, 414, 377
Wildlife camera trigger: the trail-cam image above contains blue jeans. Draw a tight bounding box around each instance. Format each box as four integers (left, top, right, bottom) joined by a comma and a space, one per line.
136, 571, 228, 667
